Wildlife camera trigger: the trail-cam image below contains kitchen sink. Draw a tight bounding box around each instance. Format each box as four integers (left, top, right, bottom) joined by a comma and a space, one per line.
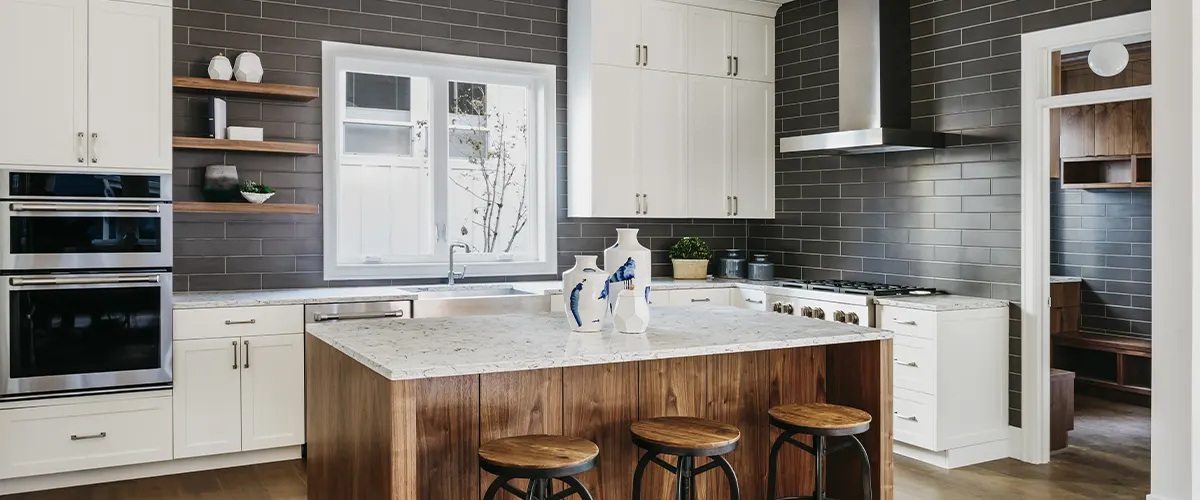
411, 286, 550, 318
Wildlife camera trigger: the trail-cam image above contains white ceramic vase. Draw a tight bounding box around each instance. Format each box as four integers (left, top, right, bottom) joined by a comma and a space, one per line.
234, 52, 264, 83
562, 256, 607, 332
613, 285, 650, 334
602, 228, 651, 313
208, 54, 233, 80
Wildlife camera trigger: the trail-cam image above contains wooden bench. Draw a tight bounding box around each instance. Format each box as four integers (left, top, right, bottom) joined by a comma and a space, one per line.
1052, 330, 1151, 407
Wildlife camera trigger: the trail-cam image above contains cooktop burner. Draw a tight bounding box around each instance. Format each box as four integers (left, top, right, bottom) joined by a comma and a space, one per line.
775, 279, 938, 296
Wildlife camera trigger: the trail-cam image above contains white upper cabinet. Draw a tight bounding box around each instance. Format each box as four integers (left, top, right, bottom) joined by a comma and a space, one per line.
568, 0, 774, 219
0, 0, 88, 168
641, 0, 689, 73
0, 0, 170, 172
88, 0, 171, 170
732, 13, 774, 83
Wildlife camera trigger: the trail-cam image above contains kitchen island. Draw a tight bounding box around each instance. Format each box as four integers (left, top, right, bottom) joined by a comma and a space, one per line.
305, 307, 894, 500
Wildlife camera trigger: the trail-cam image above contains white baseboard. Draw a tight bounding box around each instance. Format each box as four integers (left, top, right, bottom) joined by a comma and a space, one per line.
1146, 495, 1171, 500
896, 439, 1010, 469
0, 446, 301, 495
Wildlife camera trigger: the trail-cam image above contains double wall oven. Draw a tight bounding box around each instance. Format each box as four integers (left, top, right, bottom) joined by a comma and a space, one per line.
1, 171, 173, 399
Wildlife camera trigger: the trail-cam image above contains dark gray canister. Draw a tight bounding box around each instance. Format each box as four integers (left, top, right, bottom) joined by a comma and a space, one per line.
747, 254, 775, 281
719, 249, 747, 279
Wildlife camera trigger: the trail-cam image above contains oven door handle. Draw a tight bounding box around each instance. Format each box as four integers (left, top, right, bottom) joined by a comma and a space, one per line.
9, 202, 162, 213
9, 275, 161, 286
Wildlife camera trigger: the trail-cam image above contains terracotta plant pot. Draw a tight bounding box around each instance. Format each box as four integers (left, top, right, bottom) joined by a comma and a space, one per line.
671, 259, 709, 280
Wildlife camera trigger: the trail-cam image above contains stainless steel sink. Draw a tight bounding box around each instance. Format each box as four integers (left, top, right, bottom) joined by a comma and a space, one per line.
411, 286, 550, 318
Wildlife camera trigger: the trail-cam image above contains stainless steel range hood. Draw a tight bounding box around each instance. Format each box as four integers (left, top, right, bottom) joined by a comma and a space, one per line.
778, 0, 948, 155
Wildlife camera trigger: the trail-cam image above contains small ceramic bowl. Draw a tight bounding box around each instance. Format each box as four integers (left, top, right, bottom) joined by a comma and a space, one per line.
241, 191, 274, 204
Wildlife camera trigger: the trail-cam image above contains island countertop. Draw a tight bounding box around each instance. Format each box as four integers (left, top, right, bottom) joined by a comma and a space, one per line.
305, 306, 892, 381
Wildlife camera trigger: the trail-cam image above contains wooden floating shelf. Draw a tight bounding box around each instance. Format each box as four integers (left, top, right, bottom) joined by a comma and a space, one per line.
174, 201, 320, 215
173, 137, 319, 155
173, 77, 319, 101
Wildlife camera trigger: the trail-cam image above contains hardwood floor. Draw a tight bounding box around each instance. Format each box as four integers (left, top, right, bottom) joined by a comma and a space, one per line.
3, 397, 1146, 500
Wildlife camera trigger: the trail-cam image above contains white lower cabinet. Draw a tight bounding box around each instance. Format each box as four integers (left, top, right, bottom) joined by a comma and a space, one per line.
0, 392, 172, 479
173, 333, 305, 459
668, 288, 731, 306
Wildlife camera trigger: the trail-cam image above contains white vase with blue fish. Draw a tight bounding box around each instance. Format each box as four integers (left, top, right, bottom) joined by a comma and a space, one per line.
602, 228, 652, 315
562, 255, 607, 332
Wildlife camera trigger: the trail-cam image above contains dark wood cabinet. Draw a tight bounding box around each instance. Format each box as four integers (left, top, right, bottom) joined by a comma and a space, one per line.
1094, 101, 1134, 156
1058, 99, 1151, 188
1132, 99, 1152, 155
1059, 105, 1095, 158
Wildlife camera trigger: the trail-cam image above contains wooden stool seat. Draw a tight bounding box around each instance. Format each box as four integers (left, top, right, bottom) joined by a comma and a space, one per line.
630, 416, 741, 456
478, 435, 598, 475
769, 403, 872, 437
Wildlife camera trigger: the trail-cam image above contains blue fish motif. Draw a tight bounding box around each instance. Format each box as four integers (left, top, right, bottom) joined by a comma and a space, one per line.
569, 282, 584, 327
598, 258, 637, 301
645, 286, 650, 303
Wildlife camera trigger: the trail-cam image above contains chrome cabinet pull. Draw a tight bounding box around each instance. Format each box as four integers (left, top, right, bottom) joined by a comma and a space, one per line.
636, 44, 642, 66
224, 319, 256, 325
727, 56, 732, 76
70, 432, 107, 441
9, 274, 159, 286
894, 359, 919, 367
232, 341, 239, 369
642, 45, 648, 66
691, 298, 711, 303
77, 132, 85, 163
726, 196, 732, 215
733, 56, 739, 76
90, 133, 98, 163
733, 196, 739, 215
635, 193, 642, 215
642, 193, 648, 214
895, 412, 918, 422
10, 202, 161, 213
894, 319, 917, 326
243, 340, 250, 369
745, 298, 763, 304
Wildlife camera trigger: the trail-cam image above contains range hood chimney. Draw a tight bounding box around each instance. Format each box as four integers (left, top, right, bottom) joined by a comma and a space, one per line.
778, 0, 948, 155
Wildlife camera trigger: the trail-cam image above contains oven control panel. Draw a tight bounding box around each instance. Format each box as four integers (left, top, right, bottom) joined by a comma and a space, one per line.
767, 297, 870, 326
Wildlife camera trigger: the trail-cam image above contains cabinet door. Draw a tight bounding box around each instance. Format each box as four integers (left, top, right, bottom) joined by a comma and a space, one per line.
732, 80, 774, 218
732, 13, 774, 83
241, 334, 306, 451
88, 0, 171, 170
640, 0, 688, 73
0, 0, 88, 168
1132, 99, 1151, 155
639, 70, 689, 218
590, 64, 642, 217
173, 338, 243, 459
687, 76, 733, 218
1094, 101, 1133, 156
687, 7, 732, 78
1059, 105, 1094, 158
589, 0, 642, 68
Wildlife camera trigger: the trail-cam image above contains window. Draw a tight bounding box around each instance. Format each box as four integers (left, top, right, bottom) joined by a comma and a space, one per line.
322, 42, 558, 280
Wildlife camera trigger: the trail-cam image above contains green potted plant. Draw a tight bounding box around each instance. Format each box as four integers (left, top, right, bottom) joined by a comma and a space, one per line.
240, 180, 276, 204
669, 237, 712, 280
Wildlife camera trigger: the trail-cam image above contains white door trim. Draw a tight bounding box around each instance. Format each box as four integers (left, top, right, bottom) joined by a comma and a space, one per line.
1018, 11, 1152, 465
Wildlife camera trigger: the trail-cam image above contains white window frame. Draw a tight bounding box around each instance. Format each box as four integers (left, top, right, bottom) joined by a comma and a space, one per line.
322, 41, 558, 280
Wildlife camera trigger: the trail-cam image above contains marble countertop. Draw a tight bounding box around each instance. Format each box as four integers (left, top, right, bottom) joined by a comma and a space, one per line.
874, 294, 1010, 312
305, 307, 892, 381
1050, 276, 1083, 284
172, 278, 768, 309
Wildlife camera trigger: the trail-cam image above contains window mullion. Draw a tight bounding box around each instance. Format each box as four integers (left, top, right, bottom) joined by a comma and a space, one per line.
430, 74, 451, 258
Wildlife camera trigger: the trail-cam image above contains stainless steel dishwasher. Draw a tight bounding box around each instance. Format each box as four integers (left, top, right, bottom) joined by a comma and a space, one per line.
304, 301, 413, 324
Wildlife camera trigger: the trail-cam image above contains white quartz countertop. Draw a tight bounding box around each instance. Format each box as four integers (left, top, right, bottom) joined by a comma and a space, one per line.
1050, 276, 1083, 284
305, 307, 892, 381
172, 278, 768, 309
874, 294, 1010, 312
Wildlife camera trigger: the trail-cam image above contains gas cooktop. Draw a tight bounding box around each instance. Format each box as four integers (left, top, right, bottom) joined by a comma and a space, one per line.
774, 279, 938, 297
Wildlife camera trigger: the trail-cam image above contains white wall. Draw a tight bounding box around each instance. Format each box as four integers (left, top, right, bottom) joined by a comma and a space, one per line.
1149, 2, 1197, 499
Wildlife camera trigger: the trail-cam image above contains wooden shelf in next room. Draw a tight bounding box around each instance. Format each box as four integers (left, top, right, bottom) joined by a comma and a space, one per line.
174, 202, 320, 215
173, 137, 320, 155
1060, 155, 1152, 189
172, 77, 320, 102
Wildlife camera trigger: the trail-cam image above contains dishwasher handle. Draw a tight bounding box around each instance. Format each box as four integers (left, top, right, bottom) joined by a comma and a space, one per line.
312, 309, 406, 322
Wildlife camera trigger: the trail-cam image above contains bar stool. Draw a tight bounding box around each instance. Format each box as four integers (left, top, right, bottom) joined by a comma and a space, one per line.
766, 403, 873, 500
630, 416, 741, 500
479, 434, 598, 500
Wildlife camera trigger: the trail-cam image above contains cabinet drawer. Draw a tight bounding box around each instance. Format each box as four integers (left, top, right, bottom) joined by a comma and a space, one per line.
174, 305, 304, 341
669, 288, 731, 306
893, 336, 937, 395
0, 394, 171, 479
647, 290, 671, 306
733, 288, 767, 311
878, 306, 938, 339
893, 388, 937, 451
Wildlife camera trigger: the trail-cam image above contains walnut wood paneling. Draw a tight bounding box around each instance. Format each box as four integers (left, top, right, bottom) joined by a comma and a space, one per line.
479, 369, 564, 496
563, 362, 639, 500
1095, 101, 1134, 156
768, 346, 827, 497
705, 351, 771, 500
826, 340, 894, 500
414, 375, 479, 500
638, 357, 708, 498
1132, 99, 1152, 155
1060, 106, 1095, 158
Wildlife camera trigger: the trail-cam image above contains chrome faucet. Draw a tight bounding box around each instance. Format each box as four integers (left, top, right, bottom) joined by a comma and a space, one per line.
448, 243, 470, 284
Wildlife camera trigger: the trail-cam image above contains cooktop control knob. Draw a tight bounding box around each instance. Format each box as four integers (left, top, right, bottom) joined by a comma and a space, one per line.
847, 312, 860, 325
812, 307, 825, 320
772, 301, 783, 313
783, 304, 795, 315
834, 311, 846, 323
801, 306, 813, 317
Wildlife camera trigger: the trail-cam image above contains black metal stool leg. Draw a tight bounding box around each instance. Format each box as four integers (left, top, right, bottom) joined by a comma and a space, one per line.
767, 430, 794, 500
813, 436, 826, 500
850, 435, 873, 500
631, 450, 655, 500
709, 454, 740, 500
483, 475, 507, 500
558, 475, 594, 500
525, 479, 539, 500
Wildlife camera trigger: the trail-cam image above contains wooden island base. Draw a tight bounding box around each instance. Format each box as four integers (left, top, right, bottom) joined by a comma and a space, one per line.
306, 336, 893, 500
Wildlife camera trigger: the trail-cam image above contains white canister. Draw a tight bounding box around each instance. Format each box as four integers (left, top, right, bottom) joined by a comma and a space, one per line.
233, 52, 264, 83
562, 255, 607, 332
207, 53, 233, 80
602, 228, 651, 313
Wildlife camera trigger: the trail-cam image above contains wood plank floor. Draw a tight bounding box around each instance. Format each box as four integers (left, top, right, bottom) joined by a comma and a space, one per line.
3, 397, 1146, 500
